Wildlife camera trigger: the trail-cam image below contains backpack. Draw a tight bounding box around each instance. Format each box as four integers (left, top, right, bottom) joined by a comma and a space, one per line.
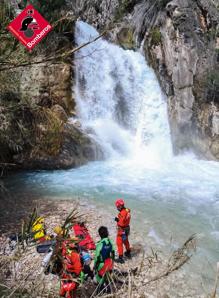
100, 240, 113, 262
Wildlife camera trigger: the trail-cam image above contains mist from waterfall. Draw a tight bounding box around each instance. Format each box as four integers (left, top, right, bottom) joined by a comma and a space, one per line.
74, 21, 172, 167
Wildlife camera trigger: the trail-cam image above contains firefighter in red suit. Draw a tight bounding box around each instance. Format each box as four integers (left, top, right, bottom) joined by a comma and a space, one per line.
114, 199, 131, 263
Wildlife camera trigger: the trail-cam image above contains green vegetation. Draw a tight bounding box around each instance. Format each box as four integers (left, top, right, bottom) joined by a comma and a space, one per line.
206, 70, 219, 103
134, 0, 171, 43
114, 0, 139, 22
0, 100, 65, 166
194, 68, 219, 104
0, 1, 14, 32
19, 0, 67, 23
158, 0, 171, 9
0, 1, 33, 69
117, 27, 135, 49
0, 1, 19, 62
19, 0, 74, 46
150, 27, 162, 46
0, 0, 73, 66
0, 102, 34, 162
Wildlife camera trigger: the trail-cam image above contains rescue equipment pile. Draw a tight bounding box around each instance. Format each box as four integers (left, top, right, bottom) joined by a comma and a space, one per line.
0, 201, 199, 298
23, 208, 97, 297
2, 207, 130, 298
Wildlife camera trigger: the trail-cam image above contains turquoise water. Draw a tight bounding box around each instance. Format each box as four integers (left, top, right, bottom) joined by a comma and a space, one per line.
5, 156, 219, 275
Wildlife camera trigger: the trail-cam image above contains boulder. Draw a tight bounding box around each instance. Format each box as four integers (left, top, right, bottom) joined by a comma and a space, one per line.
13, 123, 104, 170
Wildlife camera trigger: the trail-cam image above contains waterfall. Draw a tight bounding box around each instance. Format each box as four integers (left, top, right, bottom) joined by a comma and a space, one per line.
74, 21, 172, 164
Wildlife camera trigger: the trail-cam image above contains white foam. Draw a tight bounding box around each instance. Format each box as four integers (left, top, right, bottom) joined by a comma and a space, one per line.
74, 21, 172, 163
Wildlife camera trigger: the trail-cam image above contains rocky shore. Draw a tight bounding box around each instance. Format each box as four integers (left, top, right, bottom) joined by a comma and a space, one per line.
0, 196, 210, 297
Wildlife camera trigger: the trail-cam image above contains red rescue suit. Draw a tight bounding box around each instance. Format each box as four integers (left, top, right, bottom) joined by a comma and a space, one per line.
60, 243, 82, 298
116, 208, 131, 256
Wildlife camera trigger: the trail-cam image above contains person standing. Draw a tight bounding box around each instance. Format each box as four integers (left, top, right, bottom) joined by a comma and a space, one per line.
114, 199, 131, 263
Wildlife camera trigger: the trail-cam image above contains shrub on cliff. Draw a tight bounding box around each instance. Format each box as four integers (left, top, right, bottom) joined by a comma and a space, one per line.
149, 27, 162, 47
114, 0, 139, 22
206, 70, 219, 103
0, 101, 65, 170
133, 0, 170, 43
0, 1, 14, 32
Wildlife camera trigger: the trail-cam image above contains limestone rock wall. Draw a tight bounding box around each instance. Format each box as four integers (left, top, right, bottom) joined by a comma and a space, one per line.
20, 61, 74, 114
132, 0, 219, 159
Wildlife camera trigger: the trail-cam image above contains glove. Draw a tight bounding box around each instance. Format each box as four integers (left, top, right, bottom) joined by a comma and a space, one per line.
114, 217, 119, 222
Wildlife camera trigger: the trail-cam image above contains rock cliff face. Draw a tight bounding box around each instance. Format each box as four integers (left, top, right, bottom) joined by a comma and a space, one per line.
72, 0, 219, 160
133, 0, 219, 159
20, 61, 74, 114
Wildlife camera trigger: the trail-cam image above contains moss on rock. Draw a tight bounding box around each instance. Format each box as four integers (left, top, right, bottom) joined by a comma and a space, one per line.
116, 27, 135, 49
149, 27, 162, 47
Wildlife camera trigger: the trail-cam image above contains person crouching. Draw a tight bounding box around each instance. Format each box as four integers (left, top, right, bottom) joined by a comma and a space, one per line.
60, 241, 82, 298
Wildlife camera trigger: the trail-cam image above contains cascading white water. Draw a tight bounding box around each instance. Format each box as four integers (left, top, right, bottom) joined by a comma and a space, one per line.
74, 21, 172, 164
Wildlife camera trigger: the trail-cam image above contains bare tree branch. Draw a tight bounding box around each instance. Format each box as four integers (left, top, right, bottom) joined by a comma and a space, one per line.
0, 31, 107, 72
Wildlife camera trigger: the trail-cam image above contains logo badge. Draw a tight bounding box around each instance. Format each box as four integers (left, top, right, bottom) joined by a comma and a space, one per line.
7, 5, 52, 51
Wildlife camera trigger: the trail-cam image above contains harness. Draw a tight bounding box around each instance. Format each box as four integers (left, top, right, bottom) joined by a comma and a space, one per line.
117, 208, 131, 236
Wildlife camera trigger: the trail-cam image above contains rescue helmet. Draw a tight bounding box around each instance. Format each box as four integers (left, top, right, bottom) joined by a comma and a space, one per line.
115, 198, 125, 208
53, 226, 62, 235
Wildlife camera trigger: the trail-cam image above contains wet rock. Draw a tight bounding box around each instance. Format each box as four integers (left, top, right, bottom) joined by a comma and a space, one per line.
116, 26, 135, 50
14, 123, 104, 170
20, 61, 74, 114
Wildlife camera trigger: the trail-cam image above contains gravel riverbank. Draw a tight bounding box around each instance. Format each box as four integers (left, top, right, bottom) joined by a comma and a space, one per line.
0, 197, 211, 297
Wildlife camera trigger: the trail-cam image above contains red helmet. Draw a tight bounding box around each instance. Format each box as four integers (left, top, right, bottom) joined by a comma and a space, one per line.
115, 199, 125, 208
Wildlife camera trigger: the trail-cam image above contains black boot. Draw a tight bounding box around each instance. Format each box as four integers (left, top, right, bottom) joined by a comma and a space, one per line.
115, 255, 125, 264
125, 250, 131, 259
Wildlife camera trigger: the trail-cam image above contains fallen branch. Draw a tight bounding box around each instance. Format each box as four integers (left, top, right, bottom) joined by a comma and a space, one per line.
211, 262, 219, 298
0, 163, 16, 166
142, 234, 197, 286
127, 269, 132, 298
